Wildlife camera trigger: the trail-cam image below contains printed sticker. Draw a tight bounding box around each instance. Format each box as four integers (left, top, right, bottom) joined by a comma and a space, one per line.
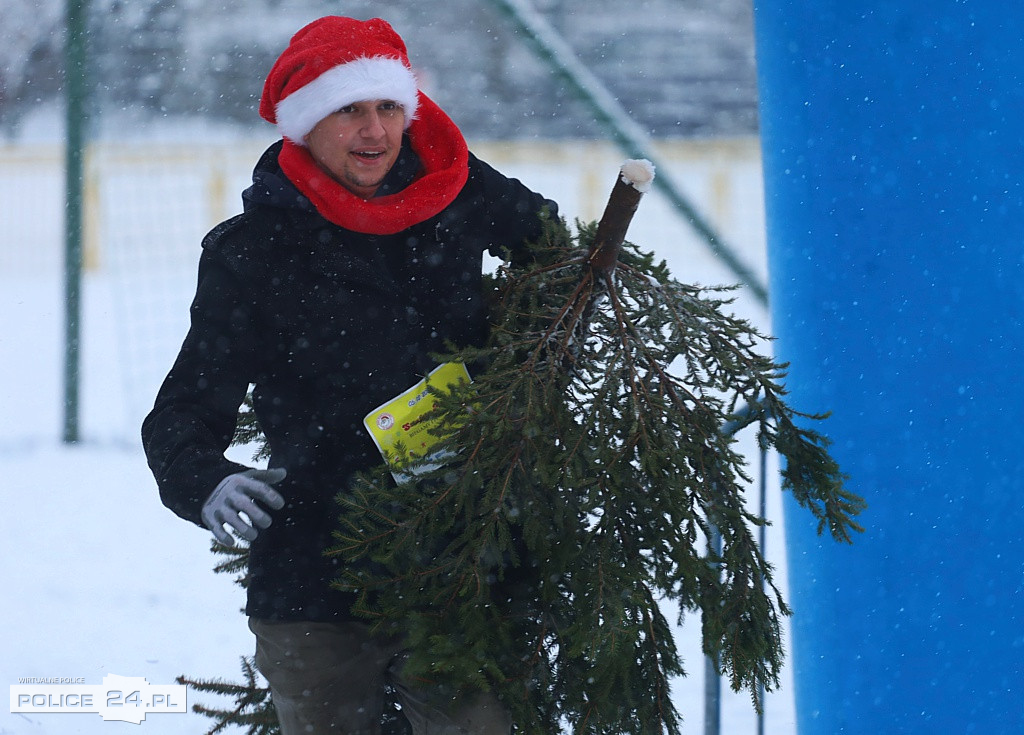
363, 362, 472, 479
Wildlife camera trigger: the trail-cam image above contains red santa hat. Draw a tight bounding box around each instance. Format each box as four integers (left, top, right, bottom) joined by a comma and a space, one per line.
260, 16, 420, 144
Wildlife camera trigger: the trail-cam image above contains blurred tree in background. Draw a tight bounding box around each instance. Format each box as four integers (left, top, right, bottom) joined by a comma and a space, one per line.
0, 0, 758, 140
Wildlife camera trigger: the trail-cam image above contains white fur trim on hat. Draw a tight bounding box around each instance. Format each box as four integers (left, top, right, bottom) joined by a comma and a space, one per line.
275, 56, 419, 144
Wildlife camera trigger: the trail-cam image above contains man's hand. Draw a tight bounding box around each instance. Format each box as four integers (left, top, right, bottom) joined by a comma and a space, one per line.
201, 468, 287, 546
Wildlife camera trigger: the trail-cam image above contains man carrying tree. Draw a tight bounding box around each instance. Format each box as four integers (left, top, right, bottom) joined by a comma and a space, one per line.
142, 15, 556, 735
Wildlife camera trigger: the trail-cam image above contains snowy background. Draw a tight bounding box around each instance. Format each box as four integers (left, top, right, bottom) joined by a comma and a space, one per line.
2, 2, 788, 732
0, 132, 796, 735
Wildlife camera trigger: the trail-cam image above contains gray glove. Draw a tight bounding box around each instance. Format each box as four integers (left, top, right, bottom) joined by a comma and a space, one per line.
200, 468, 286, 546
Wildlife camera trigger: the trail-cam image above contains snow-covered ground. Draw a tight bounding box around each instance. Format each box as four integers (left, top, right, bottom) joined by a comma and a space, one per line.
0, 140, 795, 734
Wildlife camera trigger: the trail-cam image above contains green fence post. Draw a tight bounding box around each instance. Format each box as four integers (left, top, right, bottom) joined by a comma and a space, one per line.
63, 0, 88, 443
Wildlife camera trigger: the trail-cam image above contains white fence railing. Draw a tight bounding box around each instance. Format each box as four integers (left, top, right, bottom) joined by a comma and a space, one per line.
0, 137, 767, 280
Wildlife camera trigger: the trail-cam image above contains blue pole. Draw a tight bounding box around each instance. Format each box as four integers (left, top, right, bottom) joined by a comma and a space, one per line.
753, 2, 1024, 733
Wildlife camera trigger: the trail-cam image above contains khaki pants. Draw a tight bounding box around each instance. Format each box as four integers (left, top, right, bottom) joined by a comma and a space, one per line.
249, 618, 512, 735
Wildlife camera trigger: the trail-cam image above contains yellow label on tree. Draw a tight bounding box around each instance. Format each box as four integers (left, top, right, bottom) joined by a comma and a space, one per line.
363, 362, 472, 470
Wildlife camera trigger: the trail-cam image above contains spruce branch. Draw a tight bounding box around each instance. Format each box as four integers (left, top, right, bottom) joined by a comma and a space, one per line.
209, 539, 251, 589
233, 390, 271, 463
177, 657, 277, 735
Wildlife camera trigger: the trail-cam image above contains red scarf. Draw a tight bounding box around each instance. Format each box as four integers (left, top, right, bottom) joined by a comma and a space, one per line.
278, 92, 469, 235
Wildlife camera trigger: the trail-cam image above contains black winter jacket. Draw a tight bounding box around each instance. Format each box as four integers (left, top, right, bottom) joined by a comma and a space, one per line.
142, 141, 555, 620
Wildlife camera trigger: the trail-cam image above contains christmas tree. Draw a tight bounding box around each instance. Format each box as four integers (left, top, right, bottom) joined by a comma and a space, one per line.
331, 161, 863, 733
184, 160, 863, 734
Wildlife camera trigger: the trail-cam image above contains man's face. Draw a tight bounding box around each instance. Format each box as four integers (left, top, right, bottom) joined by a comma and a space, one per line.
304, 99, 406, 199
